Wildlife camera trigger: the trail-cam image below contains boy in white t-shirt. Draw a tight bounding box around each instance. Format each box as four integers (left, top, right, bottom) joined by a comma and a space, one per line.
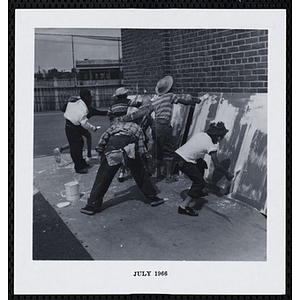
174, 122, 234, 216
63, 89, 100, 174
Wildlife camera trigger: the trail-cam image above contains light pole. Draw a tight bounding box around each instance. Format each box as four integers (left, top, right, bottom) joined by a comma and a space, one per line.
71, 35, 77, 87
118, 38, 121, 85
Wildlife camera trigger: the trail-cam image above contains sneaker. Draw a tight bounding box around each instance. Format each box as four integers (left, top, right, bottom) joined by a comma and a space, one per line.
80, 205, 96, 215
178, 206, 198, 216
149, 196, 165, 207
118, 177, 125, 182
85, 157, 91, 164
54, 148, 61, 163
118, 169, 125, 182
76, 168, 89, 174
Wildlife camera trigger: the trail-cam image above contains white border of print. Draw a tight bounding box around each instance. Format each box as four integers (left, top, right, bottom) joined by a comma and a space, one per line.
293, 4, 300, 300
15, 9, 286, 295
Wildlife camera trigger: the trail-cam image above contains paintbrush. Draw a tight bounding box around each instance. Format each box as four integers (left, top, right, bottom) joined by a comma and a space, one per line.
220, 168, 242, 196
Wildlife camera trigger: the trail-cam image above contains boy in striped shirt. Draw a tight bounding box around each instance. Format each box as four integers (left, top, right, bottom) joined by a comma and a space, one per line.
150, 76, 181, 182
117, 76, 200, 183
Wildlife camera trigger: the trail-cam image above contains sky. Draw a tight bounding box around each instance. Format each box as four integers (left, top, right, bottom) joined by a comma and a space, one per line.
34, 28, 121, 73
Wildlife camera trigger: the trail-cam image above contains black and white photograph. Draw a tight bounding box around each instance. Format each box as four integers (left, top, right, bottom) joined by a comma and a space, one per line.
14, 9, 287, 295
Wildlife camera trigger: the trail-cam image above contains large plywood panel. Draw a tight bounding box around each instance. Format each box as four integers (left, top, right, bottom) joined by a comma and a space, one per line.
171, 102, 191, 149
188, 93, 267, 214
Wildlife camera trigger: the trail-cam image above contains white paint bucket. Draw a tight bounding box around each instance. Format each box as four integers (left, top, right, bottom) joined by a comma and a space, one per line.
61, 181, 80, 201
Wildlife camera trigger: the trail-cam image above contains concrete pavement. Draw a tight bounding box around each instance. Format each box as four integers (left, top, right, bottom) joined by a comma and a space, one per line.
33, 151, 266, 261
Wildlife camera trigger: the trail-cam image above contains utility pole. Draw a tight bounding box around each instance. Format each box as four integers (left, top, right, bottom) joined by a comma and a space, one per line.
71, 35, 75, 69
118, 38, 121, 85
71, 35, 77, 87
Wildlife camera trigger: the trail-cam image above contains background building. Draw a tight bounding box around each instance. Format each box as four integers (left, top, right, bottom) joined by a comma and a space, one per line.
34, 59, 123, 111
76, 59, 122, 82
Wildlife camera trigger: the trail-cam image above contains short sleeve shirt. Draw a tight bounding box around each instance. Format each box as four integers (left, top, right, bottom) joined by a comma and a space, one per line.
151, 93, 179, 122
63, 99, 89, 125
175, 132, 218, 164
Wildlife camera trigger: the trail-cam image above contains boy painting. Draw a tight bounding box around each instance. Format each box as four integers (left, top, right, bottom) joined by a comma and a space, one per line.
174, 122, 234, 216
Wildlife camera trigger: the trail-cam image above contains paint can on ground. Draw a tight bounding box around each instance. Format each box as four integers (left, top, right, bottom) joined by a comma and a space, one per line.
61, 181, 80, 201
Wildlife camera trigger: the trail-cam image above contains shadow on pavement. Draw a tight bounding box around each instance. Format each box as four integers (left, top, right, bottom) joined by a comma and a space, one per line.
101, 184, 153, 212
33, 192, 93, 260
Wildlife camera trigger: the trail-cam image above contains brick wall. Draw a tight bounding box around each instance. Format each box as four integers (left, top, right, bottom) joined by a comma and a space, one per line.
121, 29, 164, 94
121, 29, 268, 95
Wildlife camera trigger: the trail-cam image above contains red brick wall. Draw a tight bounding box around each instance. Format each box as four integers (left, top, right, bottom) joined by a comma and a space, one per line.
121, 29, 268, 95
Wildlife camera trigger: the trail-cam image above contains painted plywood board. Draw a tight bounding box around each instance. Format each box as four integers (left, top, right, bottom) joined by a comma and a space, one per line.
188, 93, 267, 214
171, 101, 191, 149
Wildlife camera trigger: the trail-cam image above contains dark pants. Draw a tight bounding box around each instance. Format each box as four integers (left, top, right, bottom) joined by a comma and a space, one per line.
60, 127, 92, 156
65, 120, 89, 172
151, 121, 174, 162
88, 137, 157, 208
173, 152, 207, 198
79, 127, 92, 157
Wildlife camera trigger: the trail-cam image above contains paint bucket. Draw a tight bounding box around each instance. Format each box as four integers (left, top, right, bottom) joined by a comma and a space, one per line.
61, 181, 80, 201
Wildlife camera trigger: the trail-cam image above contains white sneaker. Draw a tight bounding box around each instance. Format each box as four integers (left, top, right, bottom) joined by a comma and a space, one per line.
54, 148, 61, 163
85, 157, 91, 164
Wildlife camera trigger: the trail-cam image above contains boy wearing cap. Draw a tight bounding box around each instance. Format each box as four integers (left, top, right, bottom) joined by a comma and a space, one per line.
107, 87, 141, 124
151, 75, 180, 182
151, 75, 202, 182
107, 87, 141, 181
174, 122, 234, 216
116, 76, 199, 183
63, 88, 100, 174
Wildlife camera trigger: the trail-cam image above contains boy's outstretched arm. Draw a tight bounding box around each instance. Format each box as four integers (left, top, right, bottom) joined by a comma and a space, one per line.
210, 151, 234, 181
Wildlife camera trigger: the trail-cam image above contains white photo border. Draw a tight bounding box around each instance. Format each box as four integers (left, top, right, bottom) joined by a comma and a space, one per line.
14, 9, 286, 295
